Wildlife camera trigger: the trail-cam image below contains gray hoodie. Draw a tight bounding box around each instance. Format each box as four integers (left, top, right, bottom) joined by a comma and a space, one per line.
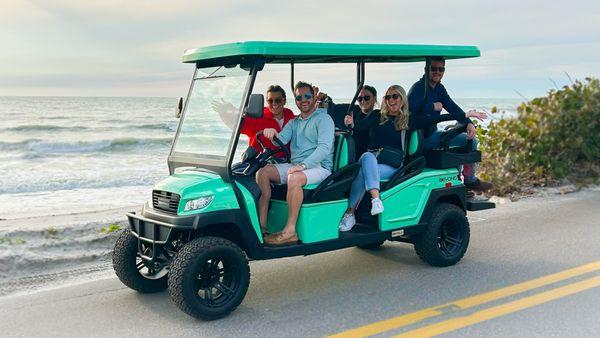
277, 108, 335, 171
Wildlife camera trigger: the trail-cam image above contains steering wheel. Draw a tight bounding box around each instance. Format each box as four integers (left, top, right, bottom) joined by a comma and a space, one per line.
255, 130, 291, 165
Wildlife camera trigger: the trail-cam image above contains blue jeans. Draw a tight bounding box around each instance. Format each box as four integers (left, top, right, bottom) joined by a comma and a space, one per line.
348, 152, 398, 209
424, 130, 479, 183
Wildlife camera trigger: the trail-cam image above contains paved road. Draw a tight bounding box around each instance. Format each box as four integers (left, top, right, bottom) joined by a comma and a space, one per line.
1, 189, 599, 337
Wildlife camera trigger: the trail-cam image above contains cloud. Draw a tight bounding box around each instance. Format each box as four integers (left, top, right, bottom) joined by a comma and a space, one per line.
1, 0, 599, 97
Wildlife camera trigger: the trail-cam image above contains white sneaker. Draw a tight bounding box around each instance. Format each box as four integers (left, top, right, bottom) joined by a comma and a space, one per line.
370, 198, 384, 215
339, 213, 356, 232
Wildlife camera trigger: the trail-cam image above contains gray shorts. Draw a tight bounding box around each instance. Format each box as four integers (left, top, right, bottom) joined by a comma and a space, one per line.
273, 163, 331, 186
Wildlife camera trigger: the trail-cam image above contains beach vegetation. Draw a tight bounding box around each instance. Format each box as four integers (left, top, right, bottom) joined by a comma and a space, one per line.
44, 226, 59, 237
0, 236, 27, 245
101, 224, 122, 234
477, 77, 600, 195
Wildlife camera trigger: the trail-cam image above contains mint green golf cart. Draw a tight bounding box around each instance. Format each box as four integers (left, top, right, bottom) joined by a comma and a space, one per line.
112, 41, 495, 320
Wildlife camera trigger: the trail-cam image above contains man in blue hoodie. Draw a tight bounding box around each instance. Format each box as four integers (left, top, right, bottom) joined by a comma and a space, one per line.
408, 57, 492, 192
257, 81, 335, 245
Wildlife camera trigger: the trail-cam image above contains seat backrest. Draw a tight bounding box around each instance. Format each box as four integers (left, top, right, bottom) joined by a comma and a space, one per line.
405, 129, 424, 162
328, 102, 361, 130
332, 132, 356, 172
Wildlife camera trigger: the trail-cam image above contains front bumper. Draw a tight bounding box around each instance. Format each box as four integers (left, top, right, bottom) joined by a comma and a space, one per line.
127, 212, 187, 246
128, 202, 246, 245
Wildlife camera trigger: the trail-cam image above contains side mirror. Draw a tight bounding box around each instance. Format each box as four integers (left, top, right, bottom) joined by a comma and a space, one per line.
244, 94, 264, 118
175, 97, 183, 118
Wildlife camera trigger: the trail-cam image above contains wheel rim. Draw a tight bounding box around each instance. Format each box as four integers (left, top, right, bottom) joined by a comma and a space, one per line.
436, 218, 464, 258
136, 243, 169, 280
193, 256, 239, 308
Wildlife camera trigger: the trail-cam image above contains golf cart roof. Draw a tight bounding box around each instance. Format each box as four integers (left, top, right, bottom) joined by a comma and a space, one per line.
183, 41, 480, 67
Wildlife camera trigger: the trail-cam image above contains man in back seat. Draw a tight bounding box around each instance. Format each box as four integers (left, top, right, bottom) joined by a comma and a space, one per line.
408, 56, 492, 192
257, 81, 335, 245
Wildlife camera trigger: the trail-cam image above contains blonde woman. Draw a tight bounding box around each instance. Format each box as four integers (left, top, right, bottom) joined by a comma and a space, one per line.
339, 85, 410, 232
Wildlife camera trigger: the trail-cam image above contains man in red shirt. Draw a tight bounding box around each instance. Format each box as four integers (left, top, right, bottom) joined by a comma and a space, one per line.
240, 85, 295, 153
214, 85, 295, 155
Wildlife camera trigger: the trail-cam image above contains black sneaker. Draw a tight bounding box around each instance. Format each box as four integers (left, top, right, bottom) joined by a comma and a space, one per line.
465, 178, 493, 192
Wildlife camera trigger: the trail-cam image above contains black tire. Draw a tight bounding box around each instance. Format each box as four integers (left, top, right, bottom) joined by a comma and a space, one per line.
357, 240, 385, 250
113, 230, 169, 293
413, 203, 470, 267
168, 236, 250, 320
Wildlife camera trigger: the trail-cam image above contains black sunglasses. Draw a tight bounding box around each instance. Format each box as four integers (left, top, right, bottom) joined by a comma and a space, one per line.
295, 93, 313, 101
383, 93, 400, 101
357, 95, 371, 102
267, 98, 283, 104
430, 66, 445, 73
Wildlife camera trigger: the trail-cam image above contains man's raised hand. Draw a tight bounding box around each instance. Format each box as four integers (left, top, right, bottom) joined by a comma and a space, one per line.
466, 109, 487, 121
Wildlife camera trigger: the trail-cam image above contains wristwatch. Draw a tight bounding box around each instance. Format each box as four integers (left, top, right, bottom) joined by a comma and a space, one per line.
298, 163, 307, 170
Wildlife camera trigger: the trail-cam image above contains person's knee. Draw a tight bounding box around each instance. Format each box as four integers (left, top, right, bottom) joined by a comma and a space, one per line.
257, 165, 276, 184
471, 136, 479, 150
256, 168, 268, 183
360, 151, 376, 164
287, 172, 306, 188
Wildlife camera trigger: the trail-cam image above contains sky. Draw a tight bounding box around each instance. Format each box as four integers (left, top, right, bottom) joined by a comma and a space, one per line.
1, 0, 599, 99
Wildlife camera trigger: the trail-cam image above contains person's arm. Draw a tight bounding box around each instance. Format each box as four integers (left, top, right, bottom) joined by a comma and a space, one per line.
409, 113, 455, 130
439, 86, 472, 125
239, 117, 257, 138
353, 111, 380, 131
408, 82, 427, 115
408, 82, 448, 129
301, 115, 335, 169
211, 100, 238, 130
276, 120, 293, 145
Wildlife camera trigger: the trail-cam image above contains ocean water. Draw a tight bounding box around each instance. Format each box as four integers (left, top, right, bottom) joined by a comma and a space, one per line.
0, 96, 522, 219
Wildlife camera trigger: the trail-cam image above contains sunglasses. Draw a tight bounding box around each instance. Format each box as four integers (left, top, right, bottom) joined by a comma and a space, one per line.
267, 98, 283, 104
430, 66, 445, 73
357, 95, 371, 102
383, 93, 401, 101
295, 93, 313, 101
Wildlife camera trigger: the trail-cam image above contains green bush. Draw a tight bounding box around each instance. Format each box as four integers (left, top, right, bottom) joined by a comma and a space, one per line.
100, 224, 122, 234
478, 78, 600, 195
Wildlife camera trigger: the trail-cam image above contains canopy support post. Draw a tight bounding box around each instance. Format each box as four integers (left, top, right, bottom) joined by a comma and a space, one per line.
347, 61, 365, 116
290, 61, 295, 94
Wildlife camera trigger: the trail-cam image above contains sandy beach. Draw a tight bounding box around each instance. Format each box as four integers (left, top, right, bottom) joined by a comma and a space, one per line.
0, 205, 138, 296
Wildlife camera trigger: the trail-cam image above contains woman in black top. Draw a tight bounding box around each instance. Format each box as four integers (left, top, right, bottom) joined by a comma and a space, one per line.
344, 85, 381, 155
339, 85, 410, 232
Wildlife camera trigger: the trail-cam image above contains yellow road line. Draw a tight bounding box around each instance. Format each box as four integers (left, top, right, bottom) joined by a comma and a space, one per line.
394, 275, 600, 338
329, 260, 600, 338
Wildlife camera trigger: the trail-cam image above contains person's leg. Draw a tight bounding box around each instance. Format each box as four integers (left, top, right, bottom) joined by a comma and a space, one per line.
357, 153, 394, 215
346, 167, 366, 213
360, 152, 381, 199
340, 156, 375, 232
450, 133, 491, 191
449, 133, 478, 183
282, 172, 307, 236
256, 164, 284, 232
346, 152, 376, 213
378, 164, 397, 181
423, 130, 442, 151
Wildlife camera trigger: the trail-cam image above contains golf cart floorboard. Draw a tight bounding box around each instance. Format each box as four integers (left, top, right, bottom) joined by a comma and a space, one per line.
260, 223, 388, 259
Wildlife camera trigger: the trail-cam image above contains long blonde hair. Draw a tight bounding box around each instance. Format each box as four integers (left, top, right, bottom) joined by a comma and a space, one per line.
380, 85, 409, 131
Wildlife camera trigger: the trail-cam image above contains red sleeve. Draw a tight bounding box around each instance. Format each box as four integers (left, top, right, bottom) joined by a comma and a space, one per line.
240, 117, 257, 137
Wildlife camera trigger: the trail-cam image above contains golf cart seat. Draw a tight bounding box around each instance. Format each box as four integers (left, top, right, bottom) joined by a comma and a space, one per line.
424, 124, 481, 169
303, 131, 360, 202
271, 132, 359, 202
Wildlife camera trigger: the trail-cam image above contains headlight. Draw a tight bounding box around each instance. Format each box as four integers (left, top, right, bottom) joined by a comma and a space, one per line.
184, 195, 214, 212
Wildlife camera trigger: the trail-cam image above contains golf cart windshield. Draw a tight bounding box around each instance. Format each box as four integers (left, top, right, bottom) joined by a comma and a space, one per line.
172, 65, 249, 162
